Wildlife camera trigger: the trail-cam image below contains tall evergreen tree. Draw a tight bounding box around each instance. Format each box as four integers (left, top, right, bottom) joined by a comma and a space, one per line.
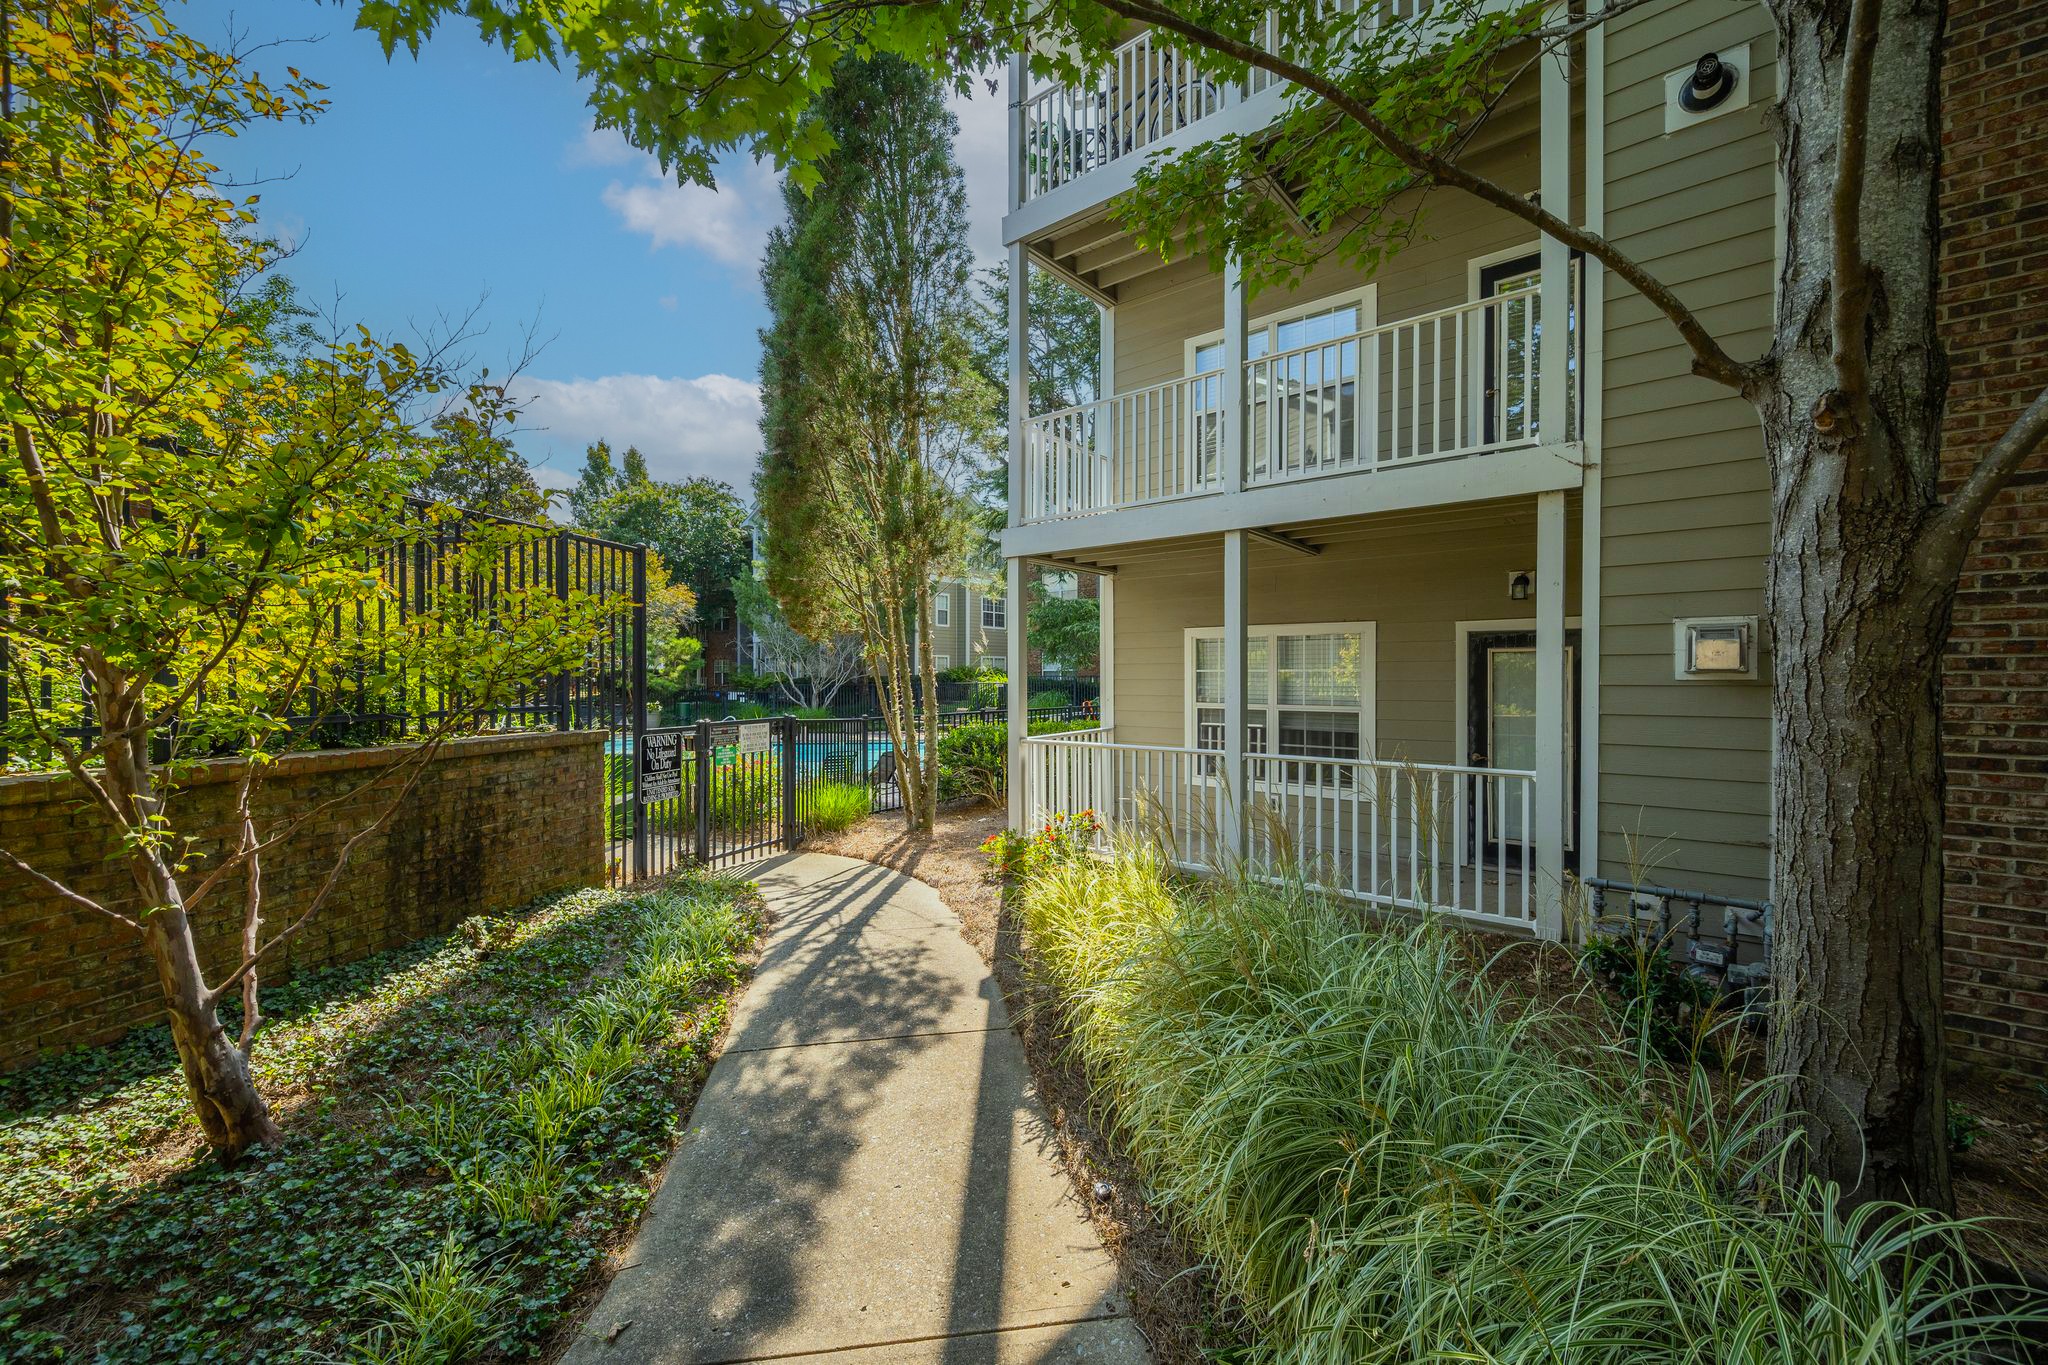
756, 54, 994, 832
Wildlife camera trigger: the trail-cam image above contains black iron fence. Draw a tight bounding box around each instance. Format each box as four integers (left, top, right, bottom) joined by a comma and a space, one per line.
1, 503, 646, 769
613, 704, 1102, 883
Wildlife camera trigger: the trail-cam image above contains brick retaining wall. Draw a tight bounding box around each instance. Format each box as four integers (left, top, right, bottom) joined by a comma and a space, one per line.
0, 730, 603, 1070
1939, 0, 2048, 1076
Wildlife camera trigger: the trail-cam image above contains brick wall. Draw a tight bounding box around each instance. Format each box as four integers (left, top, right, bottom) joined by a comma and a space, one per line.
0, 730, 604, 1070
1938, 0, 2048, 1076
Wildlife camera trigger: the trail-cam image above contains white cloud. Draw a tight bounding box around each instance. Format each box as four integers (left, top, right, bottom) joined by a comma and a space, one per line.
564, 125, 643, 169
516, 373, 763, 489
947, 86, 1008, 266
600, 157, 783, 270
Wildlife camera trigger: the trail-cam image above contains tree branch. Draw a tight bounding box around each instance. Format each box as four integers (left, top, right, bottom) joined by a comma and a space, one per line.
1931, 384, 2048, 565
0, 845, 143, 933
1091, 0, 1758, 392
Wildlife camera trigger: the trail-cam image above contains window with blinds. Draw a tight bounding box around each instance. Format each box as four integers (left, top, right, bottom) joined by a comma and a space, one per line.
1187, 626, 1372, 767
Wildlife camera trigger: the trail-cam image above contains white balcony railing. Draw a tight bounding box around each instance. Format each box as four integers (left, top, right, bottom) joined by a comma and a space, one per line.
1021, 285, 1565, 524
1022, 29, 1224, 203
1021, 1, 1425, 204
1021, 372, 1225, 520
1022, 731, 1538, 929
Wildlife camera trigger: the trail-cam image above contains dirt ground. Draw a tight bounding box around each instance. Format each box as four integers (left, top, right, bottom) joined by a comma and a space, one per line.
810, 804, 2048, 1355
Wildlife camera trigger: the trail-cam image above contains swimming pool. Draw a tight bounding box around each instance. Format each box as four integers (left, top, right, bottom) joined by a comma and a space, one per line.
606, 735, 914, 767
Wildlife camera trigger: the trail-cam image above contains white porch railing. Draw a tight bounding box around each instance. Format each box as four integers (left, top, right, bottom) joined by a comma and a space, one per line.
1022, 731, 1539, 930
1022, 0, 1422, 204
1021, 286, 1562, 524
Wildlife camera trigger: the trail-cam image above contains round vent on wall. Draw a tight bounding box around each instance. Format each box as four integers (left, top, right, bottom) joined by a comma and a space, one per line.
1679, 53, 1738, 113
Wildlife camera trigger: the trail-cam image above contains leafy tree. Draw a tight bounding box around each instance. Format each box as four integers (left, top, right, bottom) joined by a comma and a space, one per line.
732, 572, 866, 710
0, 2, 609, 1160
645, 553, 703, 703
756, 54, 994, 831
367, 0, 2048, 1206
568, 441, 751, 615
416, 412, 546, 520
1027, 580, 1099, 676
968, 261, 1102, 427
963, 263, 1102, 577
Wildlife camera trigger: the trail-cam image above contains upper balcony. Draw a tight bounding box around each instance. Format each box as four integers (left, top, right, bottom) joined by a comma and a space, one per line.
1008, 0, 1440, 240
1007, 282, 1580, 555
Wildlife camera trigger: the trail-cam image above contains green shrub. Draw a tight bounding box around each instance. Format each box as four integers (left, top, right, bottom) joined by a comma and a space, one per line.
706, 761, 777, 833
1017, 843, 2047, 1361
936, 716, 1096, 803
1578, 929, 1717, 1063
806, 781, 871, 834
1028, 688, 1072, 710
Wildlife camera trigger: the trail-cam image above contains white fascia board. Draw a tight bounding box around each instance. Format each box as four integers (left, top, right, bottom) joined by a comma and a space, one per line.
1000, 444, 1587, 558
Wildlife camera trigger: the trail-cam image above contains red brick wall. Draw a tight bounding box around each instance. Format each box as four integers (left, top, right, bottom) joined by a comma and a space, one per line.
1939, 0, 2048, 1076
0, 730, 603, 1070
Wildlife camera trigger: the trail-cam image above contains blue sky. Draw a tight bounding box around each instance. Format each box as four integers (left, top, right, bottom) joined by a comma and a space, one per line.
183, 1, 1008, 498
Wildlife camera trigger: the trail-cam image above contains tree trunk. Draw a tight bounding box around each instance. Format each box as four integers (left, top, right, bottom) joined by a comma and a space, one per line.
1763, 468, 1954, 1206
101, 686, 280, 1162
146, 904, 282, 1159
1762, 0, 1954, 1209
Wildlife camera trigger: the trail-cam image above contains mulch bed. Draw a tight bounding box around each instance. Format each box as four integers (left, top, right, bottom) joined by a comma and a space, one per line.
810, 804, 2048, 1354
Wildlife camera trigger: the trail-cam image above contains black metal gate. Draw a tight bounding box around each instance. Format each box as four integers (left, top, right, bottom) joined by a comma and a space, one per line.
625, 716, 800, 880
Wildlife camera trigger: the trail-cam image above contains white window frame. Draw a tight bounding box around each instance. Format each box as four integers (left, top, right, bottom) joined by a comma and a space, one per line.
1184, 283, 1379, 375
935, 653, 951, 671
934, 587, 951, 627
1182, 622, 1379, 763
982, 595, 1006, 629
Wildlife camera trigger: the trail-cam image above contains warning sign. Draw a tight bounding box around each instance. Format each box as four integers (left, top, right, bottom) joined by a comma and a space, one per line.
738, 721, 773, 756
640, 731, 684, 803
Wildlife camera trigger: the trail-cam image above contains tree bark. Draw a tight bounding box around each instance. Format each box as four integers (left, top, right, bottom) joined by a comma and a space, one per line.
1763, 465, 1954, 1205
1763, 0, 1952, 1207
99, 682, 280, 1162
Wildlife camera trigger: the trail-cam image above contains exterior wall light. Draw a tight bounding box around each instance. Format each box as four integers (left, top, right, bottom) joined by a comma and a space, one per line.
1507, 570, 1533, 601
1672, 616, 1760, 681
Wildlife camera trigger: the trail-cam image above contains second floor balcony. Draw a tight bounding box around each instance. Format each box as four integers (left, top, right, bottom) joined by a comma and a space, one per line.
1019, 281, 1575, 528
1019, 1, 1433, 209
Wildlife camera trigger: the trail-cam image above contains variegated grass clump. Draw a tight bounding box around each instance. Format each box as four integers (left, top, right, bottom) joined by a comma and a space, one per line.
1019, 838, 2046, 1363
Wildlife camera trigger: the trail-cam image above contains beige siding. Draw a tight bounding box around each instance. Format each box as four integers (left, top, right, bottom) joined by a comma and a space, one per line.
1111, 82, 1558, 397
1108, 502, 1582, 769
1596, 1, 1778, 896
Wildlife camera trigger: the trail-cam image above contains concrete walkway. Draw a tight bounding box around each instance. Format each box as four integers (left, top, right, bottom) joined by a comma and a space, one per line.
561, 853, 1152, 1365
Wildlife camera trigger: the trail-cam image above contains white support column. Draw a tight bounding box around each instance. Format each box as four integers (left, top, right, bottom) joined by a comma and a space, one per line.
1004, 52, 1030, 832
1534, 490, 1568, 938
1221, 255, 1249, 492
1222, 530, 1249, 860
1098, 304, 1114, 402
1538, 8, 1571, 443
1009, 242, 1030, 529
1097, 575, 1115, 732
1006, 556, 1029, 831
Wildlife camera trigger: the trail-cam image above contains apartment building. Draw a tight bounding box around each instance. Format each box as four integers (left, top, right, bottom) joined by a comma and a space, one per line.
997, 0, 2046, 1072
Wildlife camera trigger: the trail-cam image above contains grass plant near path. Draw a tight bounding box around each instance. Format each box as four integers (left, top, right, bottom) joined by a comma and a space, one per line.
1018, 837, 2048, 1363
0, 872, 763, 1362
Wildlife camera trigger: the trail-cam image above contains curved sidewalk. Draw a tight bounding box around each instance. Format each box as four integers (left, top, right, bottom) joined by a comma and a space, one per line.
561, 852, 1152, 1365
